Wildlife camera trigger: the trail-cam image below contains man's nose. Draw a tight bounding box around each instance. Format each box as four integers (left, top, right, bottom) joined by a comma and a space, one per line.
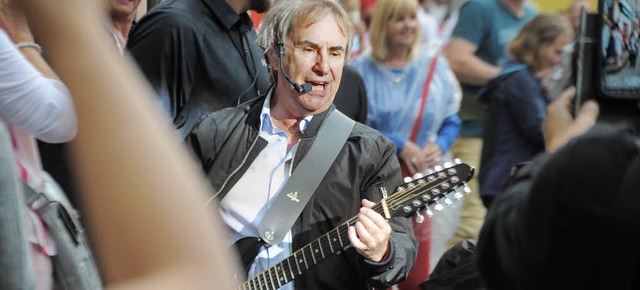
313, 52, 330, 76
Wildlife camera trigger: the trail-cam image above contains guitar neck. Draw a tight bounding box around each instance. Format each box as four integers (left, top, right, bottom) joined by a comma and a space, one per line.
239, 218, 357, 290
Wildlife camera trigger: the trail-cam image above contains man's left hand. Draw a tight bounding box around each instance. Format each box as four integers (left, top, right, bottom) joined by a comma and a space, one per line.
348, 199, 391, 262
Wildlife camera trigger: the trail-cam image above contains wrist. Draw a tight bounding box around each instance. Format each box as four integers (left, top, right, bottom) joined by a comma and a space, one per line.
377, 242, 391, 262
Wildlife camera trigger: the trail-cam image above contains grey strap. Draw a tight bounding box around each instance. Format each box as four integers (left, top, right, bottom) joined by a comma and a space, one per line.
258, 110, 355, 245
0, 123, 34, 290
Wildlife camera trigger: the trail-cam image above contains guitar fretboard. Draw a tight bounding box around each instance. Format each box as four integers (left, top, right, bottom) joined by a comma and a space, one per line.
240, 219, 355, 290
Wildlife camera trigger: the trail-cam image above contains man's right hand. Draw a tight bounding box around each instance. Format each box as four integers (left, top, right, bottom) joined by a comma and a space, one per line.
542, 87, 599, 152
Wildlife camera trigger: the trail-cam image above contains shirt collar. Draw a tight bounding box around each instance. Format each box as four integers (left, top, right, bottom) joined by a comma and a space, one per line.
260, 90, 313, 137
206, 0, 254, 31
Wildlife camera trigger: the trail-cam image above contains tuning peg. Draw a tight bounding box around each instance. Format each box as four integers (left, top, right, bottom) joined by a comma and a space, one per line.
444, 198, 453, 206
412, 172, 424, 180
434, 203, 444, 212
434, 165, 443, 172
454, 158, 461, 164
425, 208, 434, 217
403, 176, 413, 183
415, 211, 425, 224
443, 161, 453, 168
453, 190, 464, 200
463, 184, 472, 194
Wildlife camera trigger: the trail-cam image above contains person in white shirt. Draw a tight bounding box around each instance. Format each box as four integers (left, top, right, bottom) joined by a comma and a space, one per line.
0, 0, 77, 288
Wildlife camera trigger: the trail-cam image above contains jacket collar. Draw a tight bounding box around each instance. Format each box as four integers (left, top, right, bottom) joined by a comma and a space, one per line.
245, 86, 336, 139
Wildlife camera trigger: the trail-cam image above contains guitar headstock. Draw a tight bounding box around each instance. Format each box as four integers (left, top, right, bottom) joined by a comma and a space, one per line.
386, 159, 474, 221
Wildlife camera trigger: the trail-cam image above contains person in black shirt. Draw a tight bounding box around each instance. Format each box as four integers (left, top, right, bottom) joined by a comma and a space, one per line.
334, 65, 368, 124
127, 0, 272, 137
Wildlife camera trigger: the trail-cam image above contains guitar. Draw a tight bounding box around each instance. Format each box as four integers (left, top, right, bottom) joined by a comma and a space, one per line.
235, 160, 474, 290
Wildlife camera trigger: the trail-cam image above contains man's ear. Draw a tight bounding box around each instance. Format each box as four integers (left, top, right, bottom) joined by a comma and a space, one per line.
265, 45, 279, 72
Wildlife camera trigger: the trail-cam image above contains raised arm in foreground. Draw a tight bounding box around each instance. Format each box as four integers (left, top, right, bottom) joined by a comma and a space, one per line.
19, 0, 240, 289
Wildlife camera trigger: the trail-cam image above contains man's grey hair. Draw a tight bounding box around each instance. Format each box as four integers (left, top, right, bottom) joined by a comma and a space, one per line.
256, 0, 353, 60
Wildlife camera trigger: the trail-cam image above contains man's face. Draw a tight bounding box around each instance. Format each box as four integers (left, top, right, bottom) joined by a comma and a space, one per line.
273, 13, 348, 117
109, 0, 141, 19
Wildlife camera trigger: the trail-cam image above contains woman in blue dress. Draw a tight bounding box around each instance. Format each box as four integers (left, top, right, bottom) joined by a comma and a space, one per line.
350, 0, 461, 178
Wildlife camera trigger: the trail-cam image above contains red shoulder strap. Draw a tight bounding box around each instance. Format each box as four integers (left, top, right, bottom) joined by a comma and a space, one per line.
409, 56, 439, 142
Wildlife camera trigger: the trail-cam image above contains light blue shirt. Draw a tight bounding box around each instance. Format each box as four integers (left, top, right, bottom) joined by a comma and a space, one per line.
219, 91, 311, 290
349, 45, 462, 153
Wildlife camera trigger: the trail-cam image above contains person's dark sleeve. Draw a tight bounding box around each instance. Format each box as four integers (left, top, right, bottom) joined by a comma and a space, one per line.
127, 12, 200, 124
353, 68, 368, 124
357, 134, 418, 288
184, 113, 220, 175
334, 65, 368, 124
503, 72, 546, 147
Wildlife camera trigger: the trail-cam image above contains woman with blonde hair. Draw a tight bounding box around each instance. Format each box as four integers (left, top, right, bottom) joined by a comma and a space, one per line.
351, 0, 461, 178
350, 0, 462, 287
478, 13, 573, 209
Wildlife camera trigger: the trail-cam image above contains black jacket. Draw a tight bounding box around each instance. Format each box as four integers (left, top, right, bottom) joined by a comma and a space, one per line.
186, 95, 418, 289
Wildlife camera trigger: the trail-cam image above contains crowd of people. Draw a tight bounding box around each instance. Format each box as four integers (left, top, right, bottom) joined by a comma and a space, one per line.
2, 0, 640, 289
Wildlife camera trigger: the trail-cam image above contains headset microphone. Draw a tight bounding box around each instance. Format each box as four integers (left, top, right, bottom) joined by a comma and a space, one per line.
277, 43, 313, 93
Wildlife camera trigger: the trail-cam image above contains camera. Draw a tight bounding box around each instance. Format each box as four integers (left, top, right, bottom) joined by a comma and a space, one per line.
573, 0, 640, 130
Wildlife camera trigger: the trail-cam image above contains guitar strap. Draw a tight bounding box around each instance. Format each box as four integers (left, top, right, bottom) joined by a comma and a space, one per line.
258, 109, 355, 245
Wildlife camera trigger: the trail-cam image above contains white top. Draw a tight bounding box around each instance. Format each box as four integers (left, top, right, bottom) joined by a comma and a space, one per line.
0, 28, 77, 257
0, 29, 76, 189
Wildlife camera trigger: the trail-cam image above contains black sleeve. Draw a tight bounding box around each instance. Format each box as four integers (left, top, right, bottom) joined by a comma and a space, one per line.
334, 65, 368, 124
127, 11, 200, 123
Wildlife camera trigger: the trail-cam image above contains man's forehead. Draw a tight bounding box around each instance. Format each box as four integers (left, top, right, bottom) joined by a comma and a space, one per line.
289, 16, 348, 48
